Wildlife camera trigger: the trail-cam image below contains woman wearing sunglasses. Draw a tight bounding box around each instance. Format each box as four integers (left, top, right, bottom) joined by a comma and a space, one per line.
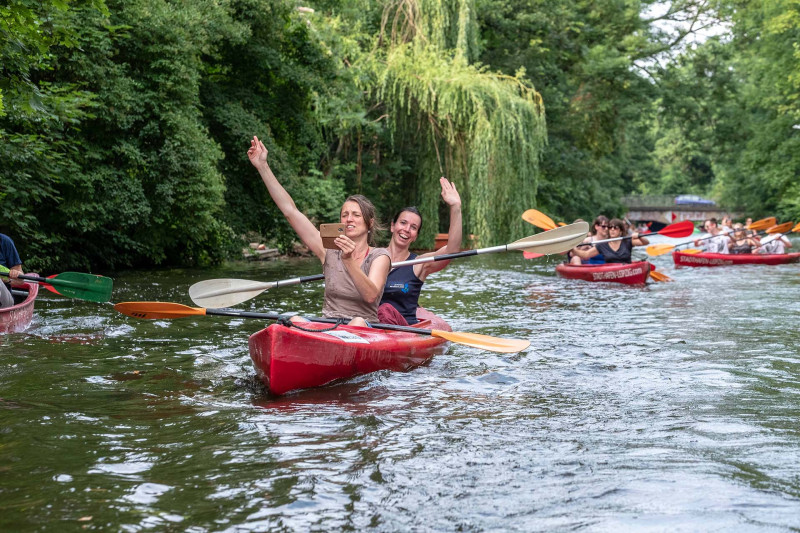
569, 216, 611, 265
571, 218, 649, 264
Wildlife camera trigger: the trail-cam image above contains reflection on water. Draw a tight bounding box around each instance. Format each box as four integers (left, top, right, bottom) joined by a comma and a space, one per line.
2, 248, 800, 530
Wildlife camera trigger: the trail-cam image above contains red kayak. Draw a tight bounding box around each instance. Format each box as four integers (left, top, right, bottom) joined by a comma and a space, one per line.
0, 280, 39, 334
248, 308, 451, 395
673, 251, 800, 267
555, 261, 652, 285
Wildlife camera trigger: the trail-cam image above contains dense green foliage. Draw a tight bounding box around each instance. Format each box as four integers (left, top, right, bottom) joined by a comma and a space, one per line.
2, 0, 799, 271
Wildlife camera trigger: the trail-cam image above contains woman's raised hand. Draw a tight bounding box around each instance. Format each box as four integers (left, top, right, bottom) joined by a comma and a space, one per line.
247, 136, 268, 170
439, 177, 461, 207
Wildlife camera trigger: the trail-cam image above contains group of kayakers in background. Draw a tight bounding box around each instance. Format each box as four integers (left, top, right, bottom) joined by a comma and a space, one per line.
692, 217, 792, 255
561, 213, 793, 269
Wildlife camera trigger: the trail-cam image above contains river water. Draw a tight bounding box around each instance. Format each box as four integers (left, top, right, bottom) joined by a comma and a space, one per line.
2, 245, 800, 531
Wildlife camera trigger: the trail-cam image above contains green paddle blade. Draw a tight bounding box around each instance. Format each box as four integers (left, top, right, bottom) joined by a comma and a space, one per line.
48, 272, 114, 302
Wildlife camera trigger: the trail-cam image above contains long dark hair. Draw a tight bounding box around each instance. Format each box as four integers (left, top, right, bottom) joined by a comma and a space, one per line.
591, 215, 609, 236
392, 206, 423, 232
343, 194, 385, 246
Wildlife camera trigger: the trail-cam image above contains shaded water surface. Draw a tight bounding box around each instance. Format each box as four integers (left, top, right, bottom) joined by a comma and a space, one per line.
2, 249, 800, 531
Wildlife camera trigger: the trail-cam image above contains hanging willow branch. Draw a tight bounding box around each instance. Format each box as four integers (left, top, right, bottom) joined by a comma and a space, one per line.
366, 43, 546, 245
358, 0, 548, 246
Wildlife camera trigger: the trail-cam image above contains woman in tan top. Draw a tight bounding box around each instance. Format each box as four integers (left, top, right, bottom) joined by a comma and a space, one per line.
248, 136, 391, 326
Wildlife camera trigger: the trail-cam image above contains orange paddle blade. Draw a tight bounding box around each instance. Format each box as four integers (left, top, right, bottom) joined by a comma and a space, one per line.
521, 209, 558, 230
766, 221, 794, 234
793, 223, 800, 232
114, 302, 207, 319
649, 271, 672, 282
681, 248, 703, 254
431, 330, 530, 353
645, 243, 676, 257
557, 222, 567, 226
747, 217, 776, 231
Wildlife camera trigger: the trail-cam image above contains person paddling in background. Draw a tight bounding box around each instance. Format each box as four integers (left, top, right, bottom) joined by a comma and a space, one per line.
247, 136, 391, 327
0, 232, 25, 308
377, 178, 462, 326
758, 232, 792, 254
568, 216, 610, 265
694, 217, 729, 254
720, 215, 733, 234
571, 218, 649, 264
729, 223, 759, 254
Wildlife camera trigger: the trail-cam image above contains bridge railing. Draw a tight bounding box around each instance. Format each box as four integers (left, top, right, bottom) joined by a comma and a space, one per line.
621, 195, 679, 208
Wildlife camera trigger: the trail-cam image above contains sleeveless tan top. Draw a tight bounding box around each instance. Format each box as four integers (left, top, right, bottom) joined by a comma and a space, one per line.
322, 247, 390, 322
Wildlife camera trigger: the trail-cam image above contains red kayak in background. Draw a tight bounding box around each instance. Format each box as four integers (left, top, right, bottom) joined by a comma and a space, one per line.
0, 280, 39, 334
248, 308, 451, 395
673, 251, 800, 267
555, 261, 653, 285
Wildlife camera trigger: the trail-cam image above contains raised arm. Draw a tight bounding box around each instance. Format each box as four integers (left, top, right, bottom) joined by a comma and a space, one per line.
416, 178, 463, 280
248, 136, 325, 262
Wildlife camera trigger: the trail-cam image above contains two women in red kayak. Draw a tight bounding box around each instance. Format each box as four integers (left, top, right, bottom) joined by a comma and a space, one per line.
248, 135, 461, 327
570, 218, 649, 264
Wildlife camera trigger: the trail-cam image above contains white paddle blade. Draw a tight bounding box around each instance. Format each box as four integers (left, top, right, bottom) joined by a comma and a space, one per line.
508, 221, 590, 254
189, 279, 275, 308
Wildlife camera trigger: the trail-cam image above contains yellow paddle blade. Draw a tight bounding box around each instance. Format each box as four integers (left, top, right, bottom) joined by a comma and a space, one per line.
649, 271, 672, 282
557, 222, 567, 226
521, 209, 558, 230
645, 243, 675, 257
681, 248, 703, 254
747, 217, 776, 231
766, 221, 794, 234
431, 329, 530, 353
114, 302, 207, 319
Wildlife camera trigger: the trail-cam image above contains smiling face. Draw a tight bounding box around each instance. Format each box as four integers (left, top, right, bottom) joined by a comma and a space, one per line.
340, 200, 369, 238
391, 210, 422, 248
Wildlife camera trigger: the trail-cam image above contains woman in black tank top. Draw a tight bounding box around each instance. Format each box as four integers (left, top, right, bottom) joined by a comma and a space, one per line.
378, 178, 462, 325
729, 224, 758, 254
570, 218, 649, 264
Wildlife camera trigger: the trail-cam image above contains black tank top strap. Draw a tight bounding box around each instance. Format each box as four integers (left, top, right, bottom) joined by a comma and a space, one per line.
379, 253, 424, 325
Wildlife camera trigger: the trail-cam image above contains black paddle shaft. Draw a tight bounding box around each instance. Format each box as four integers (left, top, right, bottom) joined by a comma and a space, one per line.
205, 308, 436, 335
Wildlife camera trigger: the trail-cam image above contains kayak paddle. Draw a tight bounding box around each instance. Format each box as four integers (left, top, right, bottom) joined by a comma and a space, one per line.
577, 220, 694, 248
189, 221, 590, 308
521, 209, 560, 230
114, 302, 531, 354
648, 264, 672, 282
0, 271, 113, 302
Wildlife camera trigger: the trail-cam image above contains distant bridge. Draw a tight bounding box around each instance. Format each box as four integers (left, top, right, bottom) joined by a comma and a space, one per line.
622, 195, 738, 228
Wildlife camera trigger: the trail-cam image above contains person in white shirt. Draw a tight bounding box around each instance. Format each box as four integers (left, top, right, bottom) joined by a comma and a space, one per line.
694, 218, 730, 254
758, 234, 792, 254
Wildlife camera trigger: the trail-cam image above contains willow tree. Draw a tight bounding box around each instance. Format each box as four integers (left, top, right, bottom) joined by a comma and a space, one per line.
363, 0, 547, 246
